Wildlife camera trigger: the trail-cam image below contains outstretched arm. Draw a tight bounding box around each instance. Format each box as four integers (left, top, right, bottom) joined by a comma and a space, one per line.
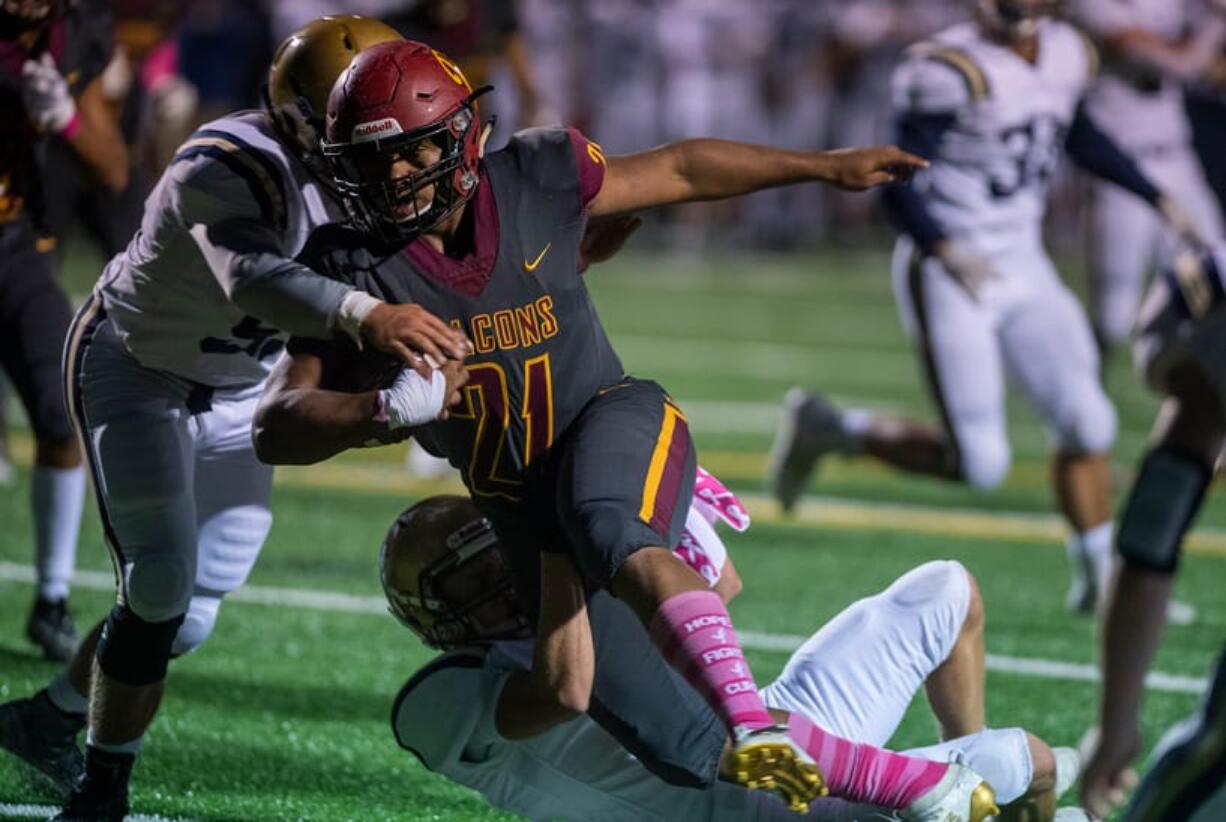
1064, 104, 1207, 244
588, 140, 927, 218
1065, 104, 1160, 205
253, 341, 466, 465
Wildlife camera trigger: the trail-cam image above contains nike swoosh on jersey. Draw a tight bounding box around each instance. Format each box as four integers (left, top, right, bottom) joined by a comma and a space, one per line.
523, 242, 552, 272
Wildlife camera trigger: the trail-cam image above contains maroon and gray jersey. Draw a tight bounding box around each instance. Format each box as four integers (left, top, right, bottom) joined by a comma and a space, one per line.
297, 126, 623, 500
0, 0, 112, 230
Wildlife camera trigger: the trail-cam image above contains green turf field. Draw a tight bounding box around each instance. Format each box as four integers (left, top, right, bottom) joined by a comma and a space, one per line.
1, 249, 1222, 820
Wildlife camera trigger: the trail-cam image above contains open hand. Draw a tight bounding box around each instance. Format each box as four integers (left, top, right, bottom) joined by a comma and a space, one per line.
361, 302, 472, 369
824, 145, 929, 191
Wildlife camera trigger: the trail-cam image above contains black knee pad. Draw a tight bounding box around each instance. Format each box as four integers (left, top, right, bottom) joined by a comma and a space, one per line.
96, 604, 185, 686
1117, 447, 1212, 574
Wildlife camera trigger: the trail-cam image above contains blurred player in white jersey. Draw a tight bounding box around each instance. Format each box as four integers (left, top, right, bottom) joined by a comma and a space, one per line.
0, 16, 470, 821
384, 494, 1087, 822
1079, 246, 1226, 818
769, 0, 1196, 615
1072, 0, 1226, 357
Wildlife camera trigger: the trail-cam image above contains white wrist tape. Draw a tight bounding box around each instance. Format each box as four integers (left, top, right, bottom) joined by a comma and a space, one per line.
336, 290, 383, 347
378, 368, 447, 429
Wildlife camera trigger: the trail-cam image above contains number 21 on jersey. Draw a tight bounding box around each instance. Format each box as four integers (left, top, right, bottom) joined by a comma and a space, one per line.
453, 354, 553, 500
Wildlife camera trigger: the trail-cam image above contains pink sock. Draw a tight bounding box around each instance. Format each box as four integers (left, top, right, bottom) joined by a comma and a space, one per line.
787, 713, 947, 808
649, 590, 775, 732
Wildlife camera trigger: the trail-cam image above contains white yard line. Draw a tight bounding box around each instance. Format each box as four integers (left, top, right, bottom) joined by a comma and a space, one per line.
0, 562, 1207, 696
0, 804, 196, 822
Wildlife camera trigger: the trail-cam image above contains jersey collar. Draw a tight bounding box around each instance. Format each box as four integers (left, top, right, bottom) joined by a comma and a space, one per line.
401, 164, 499, 299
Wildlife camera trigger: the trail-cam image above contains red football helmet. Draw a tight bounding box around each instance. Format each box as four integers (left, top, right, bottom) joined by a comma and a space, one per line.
322, 40, 489, 243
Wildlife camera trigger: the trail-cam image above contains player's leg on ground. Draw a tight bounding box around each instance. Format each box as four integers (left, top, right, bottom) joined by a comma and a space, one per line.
755, 559, 1000, 816
762, 560, 979, 747
1082, 375, 1223, 819
998, 270, 1118, 613
905, 728, 1065, 815
0, 243, 86, 661
55, 310, 200, 819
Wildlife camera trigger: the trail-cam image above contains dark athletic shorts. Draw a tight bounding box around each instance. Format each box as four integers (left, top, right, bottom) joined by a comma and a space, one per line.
482, 377, 697, 604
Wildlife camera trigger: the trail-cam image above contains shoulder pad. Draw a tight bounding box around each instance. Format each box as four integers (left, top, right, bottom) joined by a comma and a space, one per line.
905, 42, 991, 102
173, 126, 289, 230
497, 126, 579, 192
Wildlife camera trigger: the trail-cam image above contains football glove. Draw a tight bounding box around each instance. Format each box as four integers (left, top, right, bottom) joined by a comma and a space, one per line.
21, 53, 77, 135
377, 366, 448, 429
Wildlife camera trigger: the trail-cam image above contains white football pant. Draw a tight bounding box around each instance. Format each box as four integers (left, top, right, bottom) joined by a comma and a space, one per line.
891, 233, 1117, 489
67, 308, 272, 656
761, 560, 1035, 805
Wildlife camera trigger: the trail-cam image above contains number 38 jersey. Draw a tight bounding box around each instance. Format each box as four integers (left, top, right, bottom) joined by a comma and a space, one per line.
891, 20, 1097, 246
297, 126, 624, 499
98, 111, 340, 388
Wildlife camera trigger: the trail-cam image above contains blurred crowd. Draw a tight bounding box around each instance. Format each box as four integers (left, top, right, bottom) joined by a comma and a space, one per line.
50, 0, 1226, 252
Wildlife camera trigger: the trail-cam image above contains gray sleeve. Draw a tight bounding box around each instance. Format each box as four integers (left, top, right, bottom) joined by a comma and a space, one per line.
189, 222, 353, 339
174, 152, 355, 339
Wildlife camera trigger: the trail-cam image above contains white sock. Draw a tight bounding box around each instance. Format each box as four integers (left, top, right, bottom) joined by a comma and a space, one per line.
31, 465, 86, 602
46, 670, 89, 716
1070, 521, 1114, 595
86, 730, 142, 755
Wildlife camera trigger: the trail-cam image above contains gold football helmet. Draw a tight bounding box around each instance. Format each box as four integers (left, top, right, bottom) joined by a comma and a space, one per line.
380, 495, 530, 649
265, 15, 403, 166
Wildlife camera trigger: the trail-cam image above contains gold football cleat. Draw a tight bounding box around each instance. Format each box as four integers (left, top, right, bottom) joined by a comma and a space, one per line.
720, 726, 827, 814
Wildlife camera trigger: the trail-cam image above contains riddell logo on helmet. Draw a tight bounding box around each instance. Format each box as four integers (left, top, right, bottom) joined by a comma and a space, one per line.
352, 118, 403, 144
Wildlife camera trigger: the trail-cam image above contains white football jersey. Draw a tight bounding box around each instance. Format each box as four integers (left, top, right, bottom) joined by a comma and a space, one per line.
1073, 0, 1192, 151
98, 111, 340, 388
891, 20, 1097, 245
